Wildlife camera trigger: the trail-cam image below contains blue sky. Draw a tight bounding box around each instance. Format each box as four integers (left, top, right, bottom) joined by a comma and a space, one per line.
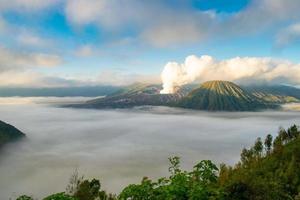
0, 0, 300, 87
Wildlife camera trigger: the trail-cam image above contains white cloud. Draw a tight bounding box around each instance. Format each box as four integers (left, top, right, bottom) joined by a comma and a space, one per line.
222, 0, 300, 35
141, 11, 215, 47
0, 71, 89, 87
276, 23, 300, 48
0, 46, 62, 72
64, 0, 215, 46
65, 0, 143, 28
0, 69, 160, 88
96, 70, 160, 86
17, 31, 53, 48
2, 0, 300, 48
0, 16, 6, 32
160, 55, 300, 93
0, 0, 60, 12
64, 0, 300, 47
75, 45, 95, 57
0, 71, 42, 87
65, 0, 105, 25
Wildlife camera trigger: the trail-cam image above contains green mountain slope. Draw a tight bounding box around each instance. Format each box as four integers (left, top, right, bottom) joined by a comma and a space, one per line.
0, 120, 25, 146
245, 85, 300, 104
178, 80, 271, 111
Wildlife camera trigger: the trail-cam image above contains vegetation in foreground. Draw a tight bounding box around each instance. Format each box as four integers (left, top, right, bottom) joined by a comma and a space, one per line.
16, 125, 300, 200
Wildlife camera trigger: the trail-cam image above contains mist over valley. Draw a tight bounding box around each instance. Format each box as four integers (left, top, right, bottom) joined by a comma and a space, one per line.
1, 97, 300, 199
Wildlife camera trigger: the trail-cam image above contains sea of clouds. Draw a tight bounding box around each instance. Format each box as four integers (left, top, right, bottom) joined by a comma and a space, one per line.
0, 97, 300, 199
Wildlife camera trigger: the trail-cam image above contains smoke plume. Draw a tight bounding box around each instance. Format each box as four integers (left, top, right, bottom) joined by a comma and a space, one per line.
160, 55, 300, 94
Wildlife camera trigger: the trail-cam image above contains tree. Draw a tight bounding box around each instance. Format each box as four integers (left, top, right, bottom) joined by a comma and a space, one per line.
240, 148, 254, 165
43, 192, 77, 200
264, 134, 273, 154
119, 157, 222, 200
253, 137, 263, 157
278, 127, 288, 144
288, 124, 299, 139
74, 179, 102, 200
119, 177, 156, 200
66, 169, 84, 196
168, 156, 181, 175
224, 181, 252, 200
16, 196, 34, 200
192, 160, 218, 184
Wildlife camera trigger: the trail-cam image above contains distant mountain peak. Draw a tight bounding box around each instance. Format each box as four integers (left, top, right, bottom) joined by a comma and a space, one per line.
200, 80, 248, 96
178, 80, 270, 111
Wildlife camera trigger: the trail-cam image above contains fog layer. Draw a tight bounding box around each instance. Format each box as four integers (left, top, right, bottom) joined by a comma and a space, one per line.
0, 98, 300, 199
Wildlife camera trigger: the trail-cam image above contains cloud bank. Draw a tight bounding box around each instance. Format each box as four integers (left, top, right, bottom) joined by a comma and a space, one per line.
1, 103, 299, 199
2, 0, 300, 48
0, 46, 62, 72
64, 0, 300, 47
64, 0, 216, 47
160, 55, 300, 93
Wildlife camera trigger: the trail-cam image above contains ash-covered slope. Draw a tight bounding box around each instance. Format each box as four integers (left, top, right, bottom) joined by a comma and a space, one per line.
84, 83, 193, 108
178, 80, 271, 111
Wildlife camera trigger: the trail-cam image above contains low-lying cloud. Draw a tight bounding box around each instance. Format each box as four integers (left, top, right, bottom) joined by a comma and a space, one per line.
160, 55, 300, 93
0, 100, 300, 199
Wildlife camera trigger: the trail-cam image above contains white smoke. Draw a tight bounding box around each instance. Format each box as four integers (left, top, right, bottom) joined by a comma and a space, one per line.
160, 55, 300, 94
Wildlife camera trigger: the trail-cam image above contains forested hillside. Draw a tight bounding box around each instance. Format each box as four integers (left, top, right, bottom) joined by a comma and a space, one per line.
0, 120, 25, 146
17, 125, 300, 200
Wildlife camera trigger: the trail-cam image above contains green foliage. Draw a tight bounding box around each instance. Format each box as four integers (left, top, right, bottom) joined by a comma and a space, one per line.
73, 178, 116, 200
119, 157, 222, 200
264, 134, 273, 154
43, 192, 77, 200
16, 195, 34, 200
74, 179, 101, 200
220, 124, 300, 200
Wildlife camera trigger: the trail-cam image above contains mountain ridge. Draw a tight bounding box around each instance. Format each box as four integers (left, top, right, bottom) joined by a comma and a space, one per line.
84, 83, 191, 108
68, 81, 300, 111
